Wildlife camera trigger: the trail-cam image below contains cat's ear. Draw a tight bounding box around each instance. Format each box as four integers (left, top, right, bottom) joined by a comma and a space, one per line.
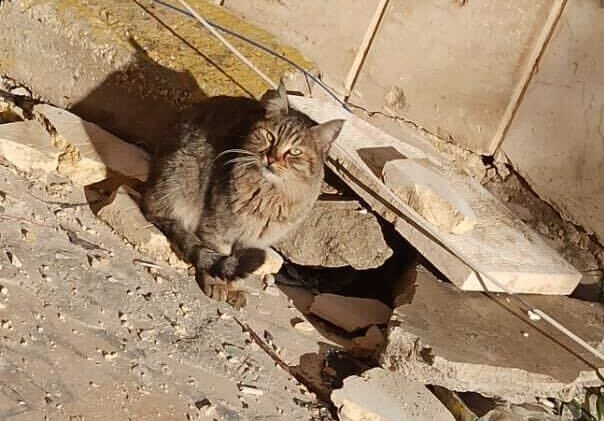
311, 119, 345, 152
261, 80, 289, 118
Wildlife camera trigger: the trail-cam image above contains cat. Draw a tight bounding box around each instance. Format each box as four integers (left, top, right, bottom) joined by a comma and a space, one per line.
142, 82, 345, 307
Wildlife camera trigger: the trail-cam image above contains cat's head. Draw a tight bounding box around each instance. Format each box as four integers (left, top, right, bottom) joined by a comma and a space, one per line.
238, 82, 344, 186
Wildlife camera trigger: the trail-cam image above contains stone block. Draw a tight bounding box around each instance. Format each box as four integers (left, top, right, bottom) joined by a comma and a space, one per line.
0, 120, 58, 174
382, 267, 604, 403
331, 368, 455, 421
276, 199, 392, 270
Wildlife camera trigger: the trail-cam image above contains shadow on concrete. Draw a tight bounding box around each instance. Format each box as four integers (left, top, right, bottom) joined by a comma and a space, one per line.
70, 37, 206, 153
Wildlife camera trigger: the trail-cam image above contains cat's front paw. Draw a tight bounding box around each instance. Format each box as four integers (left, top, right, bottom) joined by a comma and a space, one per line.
196, 272, 228, 302
196, 272, 249, 309
226, 288, 248, 309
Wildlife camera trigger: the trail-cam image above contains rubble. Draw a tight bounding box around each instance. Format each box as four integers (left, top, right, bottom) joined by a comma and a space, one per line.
289, 94, 583, 295
348, 325, 386, 358
382, 266, 604, 403
310, 293, 392, 333
331, 367, 455, 421
0, 163, 318, 420
276, 199, 393, 270
253, 247, 284, 276
34, 104, 150, 185
382, 159, 477, 234
0, 120, 58, 174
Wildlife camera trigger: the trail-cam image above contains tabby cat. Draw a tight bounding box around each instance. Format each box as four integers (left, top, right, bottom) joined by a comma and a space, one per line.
143, 82, 344, 307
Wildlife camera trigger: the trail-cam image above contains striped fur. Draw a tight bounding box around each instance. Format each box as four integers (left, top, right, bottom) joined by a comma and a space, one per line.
143, 82, 344, 291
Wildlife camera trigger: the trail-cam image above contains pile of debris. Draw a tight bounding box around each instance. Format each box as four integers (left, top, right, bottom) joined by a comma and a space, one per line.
2, 82, 603, 421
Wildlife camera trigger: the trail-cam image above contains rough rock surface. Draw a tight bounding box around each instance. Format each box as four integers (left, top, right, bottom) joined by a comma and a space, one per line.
331, 368, 455, 421
0, 155, 332, 420
0, 0, 311, 149
276, 199, 393, 270
383, 266, 604, 404
310, 294, 392, 333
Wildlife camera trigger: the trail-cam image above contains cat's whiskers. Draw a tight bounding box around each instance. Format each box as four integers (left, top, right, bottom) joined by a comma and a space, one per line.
214, 148, 256, 163
223, 156, 259, 167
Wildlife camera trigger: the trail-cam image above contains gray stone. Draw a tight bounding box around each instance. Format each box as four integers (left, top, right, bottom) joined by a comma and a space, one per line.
276, 199, 392, 270
383, 266, 604, 404
331, 368, 455, 421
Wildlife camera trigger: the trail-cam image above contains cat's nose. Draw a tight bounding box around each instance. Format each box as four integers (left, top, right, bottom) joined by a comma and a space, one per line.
266, 155, 281, 166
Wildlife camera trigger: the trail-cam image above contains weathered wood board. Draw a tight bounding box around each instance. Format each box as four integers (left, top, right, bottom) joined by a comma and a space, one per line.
288, 95, 581, 295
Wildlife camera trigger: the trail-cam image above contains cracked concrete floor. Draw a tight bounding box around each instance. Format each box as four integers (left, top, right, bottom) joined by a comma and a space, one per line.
0, 158, 329, 421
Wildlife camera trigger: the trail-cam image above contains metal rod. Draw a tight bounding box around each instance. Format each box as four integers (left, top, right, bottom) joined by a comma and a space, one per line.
176, 0, 278, 90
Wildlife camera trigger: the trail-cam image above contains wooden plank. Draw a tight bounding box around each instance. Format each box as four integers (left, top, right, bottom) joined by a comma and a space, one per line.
288, 95, 581, 295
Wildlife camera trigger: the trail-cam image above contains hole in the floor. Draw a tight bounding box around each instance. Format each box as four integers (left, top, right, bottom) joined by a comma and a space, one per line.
481, 154, 495, 166
278, 216, 418, 308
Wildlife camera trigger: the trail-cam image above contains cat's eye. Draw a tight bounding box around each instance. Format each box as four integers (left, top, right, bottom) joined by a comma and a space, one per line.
288, 148, 303, 157
265, 131, 275, 144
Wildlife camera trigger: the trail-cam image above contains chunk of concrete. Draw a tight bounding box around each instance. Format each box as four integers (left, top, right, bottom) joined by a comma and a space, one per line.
252, 248, 283, 276
0, 120, 58, 173
331, 368, 455, 421
310, 294, 392, 333
348, 325, 386, 358
382, 159, 477, 234
382, 267, 604, 404
276, 199, 392, 270
96, 186, 185, 268
34, 104, 150, 185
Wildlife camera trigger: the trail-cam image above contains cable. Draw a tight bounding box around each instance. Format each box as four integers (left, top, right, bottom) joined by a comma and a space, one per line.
149, 0, 350, 110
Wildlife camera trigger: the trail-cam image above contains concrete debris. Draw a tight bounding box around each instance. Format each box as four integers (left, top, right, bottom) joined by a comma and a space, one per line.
348, 325, 386, 358
0, 120, 58, 174
252, 247, 283, 276
0, 97, 24, 123
382, 266, 604, 403
382, 159, 477, 234
331, 368, 455, 421
430, 386, 478, 421
34, 104, 150, 185
290, 317, 315, 333
96, 185, 185, 268
289, 95, 582, 295
310, 293, 392, 333
0, 161, 323, 420
276, 199, 393, 270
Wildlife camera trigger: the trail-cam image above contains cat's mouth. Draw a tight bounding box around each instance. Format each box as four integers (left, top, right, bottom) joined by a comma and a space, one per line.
261, 165, 284, 184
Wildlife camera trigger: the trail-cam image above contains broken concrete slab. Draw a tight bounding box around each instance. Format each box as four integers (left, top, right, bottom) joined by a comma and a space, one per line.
0, 163, 319, 420
331, 367, 455, 421
382, 159, 477, 235
289, 94, 582, 295
382, 267, 604, 404
276, 199, 392, 270
0, 0, 310, 149
310, 293, 392, 333
34, 104, 150, 185
253, 247, 283, 277
0, 120, 58, 174
348, 325, 385, 359
96, 185, 185, 267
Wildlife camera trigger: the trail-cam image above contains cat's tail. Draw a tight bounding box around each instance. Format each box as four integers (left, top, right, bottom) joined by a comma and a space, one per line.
198, 247, 266, 280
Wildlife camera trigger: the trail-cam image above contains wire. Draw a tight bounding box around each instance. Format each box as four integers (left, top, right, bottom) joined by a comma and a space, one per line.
149, 0, 350, 110
176, 0, 277, 89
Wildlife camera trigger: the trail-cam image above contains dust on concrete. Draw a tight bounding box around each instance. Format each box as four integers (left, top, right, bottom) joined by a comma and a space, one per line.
0, 159, 331, 420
